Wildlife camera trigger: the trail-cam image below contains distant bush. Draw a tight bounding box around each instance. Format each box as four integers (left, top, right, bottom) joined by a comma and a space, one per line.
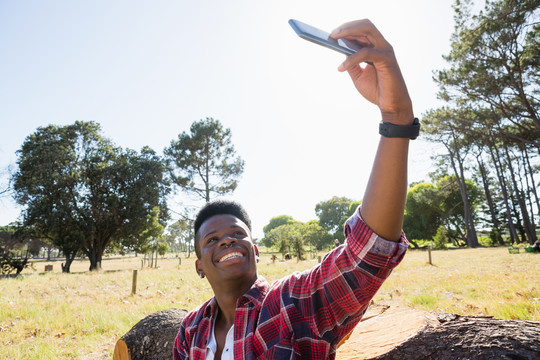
433, 226, 448, 249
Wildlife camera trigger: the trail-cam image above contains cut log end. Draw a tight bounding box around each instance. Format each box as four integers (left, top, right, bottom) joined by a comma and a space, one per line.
113, 308, 188, 360
113, 339, 129, 360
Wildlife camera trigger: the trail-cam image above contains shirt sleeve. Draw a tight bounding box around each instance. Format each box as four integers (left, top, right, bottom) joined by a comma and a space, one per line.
284, 205, 408, 344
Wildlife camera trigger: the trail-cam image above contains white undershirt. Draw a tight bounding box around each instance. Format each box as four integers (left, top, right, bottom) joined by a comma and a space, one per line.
206, 309, 234, 360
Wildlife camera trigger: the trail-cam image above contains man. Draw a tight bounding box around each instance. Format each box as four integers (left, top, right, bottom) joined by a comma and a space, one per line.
174, 19, 416, 359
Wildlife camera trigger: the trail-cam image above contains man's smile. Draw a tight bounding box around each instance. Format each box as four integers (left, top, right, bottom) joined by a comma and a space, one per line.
217, 251, 245, 263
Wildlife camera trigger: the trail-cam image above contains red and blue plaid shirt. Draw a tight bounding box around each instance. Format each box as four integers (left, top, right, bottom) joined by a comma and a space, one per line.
173, 207, 408, 359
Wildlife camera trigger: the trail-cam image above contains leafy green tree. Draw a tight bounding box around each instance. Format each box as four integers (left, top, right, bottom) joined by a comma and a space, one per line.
12, 121, 169, 272
403, 183, 442, 243
157, 241, 169, 256
302, 220, 333, 251
139, 207, 165, 268
433, 225, 449, 250
0, 226, 30, 275
262, 215, 296, 247
439, 175, 483, 244
424, 0, 540, 246
315, 196, 356, 242
436, 0, 539, 139
166, 212, 195, 257
403, 176, 482, 246
164, 117, 244, 202
266, 222, 305, 261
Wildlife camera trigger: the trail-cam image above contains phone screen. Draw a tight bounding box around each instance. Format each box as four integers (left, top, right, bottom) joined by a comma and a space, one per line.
288, 19, 363, 56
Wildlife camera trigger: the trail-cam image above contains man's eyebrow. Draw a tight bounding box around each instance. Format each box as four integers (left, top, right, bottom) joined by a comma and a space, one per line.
202, 225, 245, 240
202, 230, 217, 240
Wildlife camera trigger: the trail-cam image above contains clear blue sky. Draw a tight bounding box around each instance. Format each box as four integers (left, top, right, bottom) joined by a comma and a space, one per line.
0, 0, 470, 238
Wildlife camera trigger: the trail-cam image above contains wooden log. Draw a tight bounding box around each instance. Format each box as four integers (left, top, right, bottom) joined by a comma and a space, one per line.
337, 304, 540, 360
114, 305, 540, 359
113, 308, 188, 360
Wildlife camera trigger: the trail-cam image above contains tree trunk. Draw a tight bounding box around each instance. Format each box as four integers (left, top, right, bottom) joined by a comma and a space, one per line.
503, 144, 536, 244
113, 308, 188, 360
87, 242, 103, 271
523, 146, 540, 221
488, 144, 519, 243
114, 306, 540, 360
446, 145, 478, 247
61, 251, 77, 273
337, 305, 540, 360
477, 158, 504, 245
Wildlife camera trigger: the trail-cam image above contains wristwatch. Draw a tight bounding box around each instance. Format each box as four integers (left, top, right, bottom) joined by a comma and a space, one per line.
379, 118, 420, 140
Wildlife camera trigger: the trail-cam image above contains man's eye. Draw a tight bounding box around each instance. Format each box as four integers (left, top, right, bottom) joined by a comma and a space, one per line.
234, 231, 245, 237
207, 237, 218, 244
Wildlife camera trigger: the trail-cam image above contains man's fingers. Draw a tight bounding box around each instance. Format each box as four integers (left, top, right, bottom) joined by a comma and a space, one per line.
338, 47, 389, 72
331, 19, 389, 49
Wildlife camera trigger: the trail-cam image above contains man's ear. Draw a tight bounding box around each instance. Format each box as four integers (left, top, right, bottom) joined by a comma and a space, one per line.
195, 259, 203, 276
253, 244, 260, 262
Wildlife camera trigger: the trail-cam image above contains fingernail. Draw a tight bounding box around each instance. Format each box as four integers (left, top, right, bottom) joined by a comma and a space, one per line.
330, 28, 340, 36
338, 63, 345, 71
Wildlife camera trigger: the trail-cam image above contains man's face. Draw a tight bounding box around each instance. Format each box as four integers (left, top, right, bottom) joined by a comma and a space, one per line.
195, 214, 259, 287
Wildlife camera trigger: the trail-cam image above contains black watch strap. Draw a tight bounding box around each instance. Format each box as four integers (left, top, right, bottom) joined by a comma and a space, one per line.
379, 118, 420, 140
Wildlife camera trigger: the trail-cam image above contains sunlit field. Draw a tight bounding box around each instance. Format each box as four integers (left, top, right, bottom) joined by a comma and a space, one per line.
0, 247, 538, 359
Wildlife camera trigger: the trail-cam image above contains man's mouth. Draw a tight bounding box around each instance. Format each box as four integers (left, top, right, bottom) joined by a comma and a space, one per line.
218, 251, 244, 263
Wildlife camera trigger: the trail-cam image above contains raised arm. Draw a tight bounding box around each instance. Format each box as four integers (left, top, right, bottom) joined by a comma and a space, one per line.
331, 19, 414, 241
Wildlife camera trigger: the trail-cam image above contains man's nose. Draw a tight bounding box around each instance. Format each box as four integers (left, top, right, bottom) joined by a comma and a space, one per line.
219, 236, 236, 248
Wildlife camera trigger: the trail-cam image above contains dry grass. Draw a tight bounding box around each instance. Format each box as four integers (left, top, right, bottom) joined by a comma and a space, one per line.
0, 247, 538, 359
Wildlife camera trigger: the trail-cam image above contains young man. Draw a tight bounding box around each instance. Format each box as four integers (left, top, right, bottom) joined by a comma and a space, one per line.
173, 19, 417, 359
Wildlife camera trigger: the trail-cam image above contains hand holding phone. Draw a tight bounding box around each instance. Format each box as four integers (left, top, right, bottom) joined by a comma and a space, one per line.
288, 19, 364, 56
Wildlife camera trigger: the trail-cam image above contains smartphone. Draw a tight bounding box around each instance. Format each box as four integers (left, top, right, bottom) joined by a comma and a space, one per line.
288, 19, 364, 56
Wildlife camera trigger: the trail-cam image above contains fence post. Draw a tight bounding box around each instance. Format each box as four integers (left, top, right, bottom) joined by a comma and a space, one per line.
131, 269, 138, 295
428, 245, 432, 265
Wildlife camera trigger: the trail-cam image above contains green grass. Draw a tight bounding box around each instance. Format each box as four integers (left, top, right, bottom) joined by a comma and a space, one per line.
0, 247, 538, 359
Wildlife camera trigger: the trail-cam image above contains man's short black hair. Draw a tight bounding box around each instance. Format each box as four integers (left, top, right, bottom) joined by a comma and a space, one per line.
193, 200, 252, 259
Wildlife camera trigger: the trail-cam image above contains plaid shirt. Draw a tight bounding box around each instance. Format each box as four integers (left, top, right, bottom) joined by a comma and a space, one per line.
173, 208, 408, 359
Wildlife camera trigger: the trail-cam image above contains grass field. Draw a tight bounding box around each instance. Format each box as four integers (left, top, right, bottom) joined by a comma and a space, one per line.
0, 247, 538, 359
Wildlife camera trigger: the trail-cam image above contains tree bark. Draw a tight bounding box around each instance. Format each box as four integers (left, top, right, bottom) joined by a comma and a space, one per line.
336, 305, 540, 360
113, 308, 188, 360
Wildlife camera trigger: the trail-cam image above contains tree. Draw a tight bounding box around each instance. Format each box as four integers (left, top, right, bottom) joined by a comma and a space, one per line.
265, 223, 305, 261
302, 220, 333, 251
403, 183, 443, 243
12, 121, 169, 272
436, 0, 540, 142
423, 0, 540, 246
315, 196, 356, 242
435, 175, 483, 245
165, 212, 195, 257
262, 215, 296, 247
164, 117, 244, 202
139, 207, 165, 268
0, 226, 30, 275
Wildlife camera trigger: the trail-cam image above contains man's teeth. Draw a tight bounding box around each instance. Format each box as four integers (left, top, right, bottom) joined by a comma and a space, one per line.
219, 252, 243, 262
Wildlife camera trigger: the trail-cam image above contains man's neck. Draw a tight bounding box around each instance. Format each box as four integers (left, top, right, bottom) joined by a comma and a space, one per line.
212, 274, 258, 324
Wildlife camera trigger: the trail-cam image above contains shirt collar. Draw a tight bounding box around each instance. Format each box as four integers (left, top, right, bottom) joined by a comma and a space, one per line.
238, 275, 269, 307
203, 275, 270, 316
